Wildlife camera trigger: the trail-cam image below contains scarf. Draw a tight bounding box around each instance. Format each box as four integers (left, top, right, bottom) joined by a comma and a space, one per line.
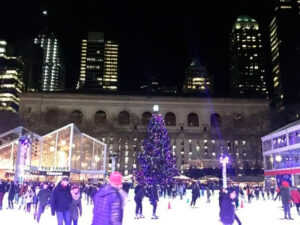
71, 189, 80, 201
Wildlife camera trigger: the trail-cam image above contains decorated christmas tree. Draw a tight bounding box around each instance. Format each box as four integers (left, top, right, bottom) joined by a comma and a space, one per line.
135, 105, 179, 185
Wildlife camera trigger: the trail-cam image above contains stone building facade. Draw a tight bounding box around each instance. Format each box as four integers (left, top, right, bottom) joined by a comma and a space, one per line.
19, 93, 270, 175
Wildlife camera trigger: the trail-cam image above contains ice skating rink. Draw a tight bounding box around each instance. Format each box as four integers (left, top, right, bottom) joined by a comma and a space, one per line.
0, 190, 299, 225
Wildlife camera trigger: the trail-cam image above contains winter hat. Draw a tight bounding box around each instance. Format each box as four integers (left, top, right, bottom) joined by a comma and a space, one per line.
109, 172, 123, 187
282, 181, 289, 188
71, 184, 79, 190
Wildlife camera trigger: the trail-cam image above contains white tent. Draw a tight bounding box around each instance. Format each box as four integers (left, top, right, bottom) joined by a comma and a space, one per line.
174, 175, 192, 180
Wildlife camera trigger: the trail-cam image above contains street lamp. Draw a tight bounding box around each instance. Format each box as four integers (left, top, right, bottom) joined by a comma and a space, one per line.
111, 152, 118, 173
220, 155, 229, 189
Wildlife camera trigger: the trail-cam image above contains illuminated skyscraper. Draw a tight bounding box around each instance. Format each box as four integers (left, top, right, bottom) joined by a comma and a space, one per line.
0, 40, 24, 113
0, 41, 7, 57
103, 40, 118, 90
183, 58, 213, 95
34, 33, 65, 92
269, 0, 300, 110
230, 15, 267, 98
77, 32, 118, 91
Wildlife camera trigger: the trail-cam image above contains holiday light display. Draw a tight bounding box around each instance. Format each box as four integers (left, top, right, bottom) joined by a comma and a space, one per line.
134, 106, 179, 185
14, 136, 32, 183
220, 155, 229, 188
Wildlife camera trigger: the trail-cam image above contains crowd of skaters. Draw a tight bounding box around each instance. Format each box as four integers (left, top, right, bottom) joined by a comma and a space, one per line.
0, 178, 84, 224
0, 175, 300, 225
0, 174, 129, 225
241, 182, 300, 218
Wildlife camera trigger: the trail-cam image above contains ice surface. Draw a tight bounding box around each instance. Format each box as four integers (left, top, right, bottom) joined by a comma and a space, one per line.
0, 190, 299, 225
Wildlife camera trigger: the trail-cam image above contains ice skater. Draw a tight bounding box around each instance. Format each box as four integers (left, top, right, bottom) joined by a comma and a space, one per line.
291, 186, 300, 215
35, 183, 51, 223
270, 186, 275, 199
7, 181, 16, 209
148, 184, 159, 219
190, 184, 200, 207
0, 180, 5, 210
206, 186, 211, 203
25, 186, 34, 213
51, 176, 72, 225
274, 186, 281, 201
134, 183, 145, 219
70, 185, 82, 225
220, 188, 242, 225
280, 181, 293, 220
92, 172, 126, 225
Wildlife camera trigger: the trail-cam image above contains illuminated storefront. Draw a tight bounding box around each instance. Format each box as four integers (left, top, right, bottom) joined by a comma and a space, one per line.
262, 121, 300, 187
0, 124, 107, 181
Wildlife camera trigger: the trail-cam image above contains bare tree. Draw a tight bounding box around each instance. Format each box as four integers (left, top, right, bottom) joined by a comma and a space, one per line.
0, 111, 20, 133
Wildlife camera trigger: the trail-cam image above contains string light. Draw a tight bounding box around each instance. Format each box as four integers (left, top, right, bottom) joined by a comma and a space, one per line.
134, 111, 179, 185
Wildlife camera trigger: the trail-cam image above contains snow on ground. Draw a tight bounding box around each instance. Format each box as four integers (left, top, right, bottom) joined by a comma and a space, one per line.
0, 190, 299, 225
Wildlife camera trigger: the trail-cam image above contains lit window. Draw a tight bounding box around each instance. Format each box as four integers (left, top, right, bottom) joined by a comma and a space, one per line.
280, 6, 292, 9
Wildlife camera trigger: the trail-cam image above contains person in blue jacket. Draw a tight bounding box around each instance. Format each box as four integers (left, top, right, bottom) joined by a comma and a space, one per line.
92, 172, 126, 225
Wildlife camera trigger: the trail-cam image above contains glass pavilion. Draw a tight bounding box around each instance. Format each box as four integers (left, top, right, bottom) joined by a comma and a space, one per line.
0, 124, 107, 181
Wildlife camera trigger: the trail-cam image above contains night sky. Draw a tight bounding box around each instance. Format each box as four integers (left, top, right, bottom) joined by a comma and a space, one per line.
0, 0, 274, 95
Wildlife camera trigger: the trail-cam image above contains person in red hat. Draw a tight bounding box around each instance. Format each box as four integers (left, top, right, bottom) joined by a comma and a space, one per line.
280, 181, 293, 220
92, 172, 127, 225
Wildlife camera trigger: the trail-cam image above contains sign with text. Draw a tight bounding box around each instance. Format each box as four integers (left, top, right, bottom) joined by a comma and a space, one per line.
40, 166, 70, 171
30, 170, 70, 176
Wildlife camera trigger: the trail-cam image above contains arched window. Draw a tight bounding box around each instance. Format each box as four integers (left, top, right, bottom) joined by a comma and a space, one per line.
71, 110, 83, 124
211, 113, 221, 129
95, 111, 107, 125
142, 112, 152, 126
165, 112, 176, 126
118, 111, 130, 125
187, 113, 199, 127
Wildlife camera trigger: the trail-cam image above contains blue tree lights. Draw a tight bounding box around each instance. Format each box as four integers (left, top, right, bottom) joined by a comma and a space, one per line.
134, 106, 179, 185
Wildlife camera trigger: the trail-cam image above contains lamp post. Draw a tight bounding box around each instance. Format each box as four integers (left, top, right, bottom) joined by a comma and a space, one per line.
111, 152, 118, 173
220, 155, 229, 189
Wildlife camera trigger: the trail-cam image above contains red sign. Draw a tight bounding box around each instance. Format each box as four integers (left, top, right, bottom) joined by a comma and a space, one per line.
264, 168, 300, 176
